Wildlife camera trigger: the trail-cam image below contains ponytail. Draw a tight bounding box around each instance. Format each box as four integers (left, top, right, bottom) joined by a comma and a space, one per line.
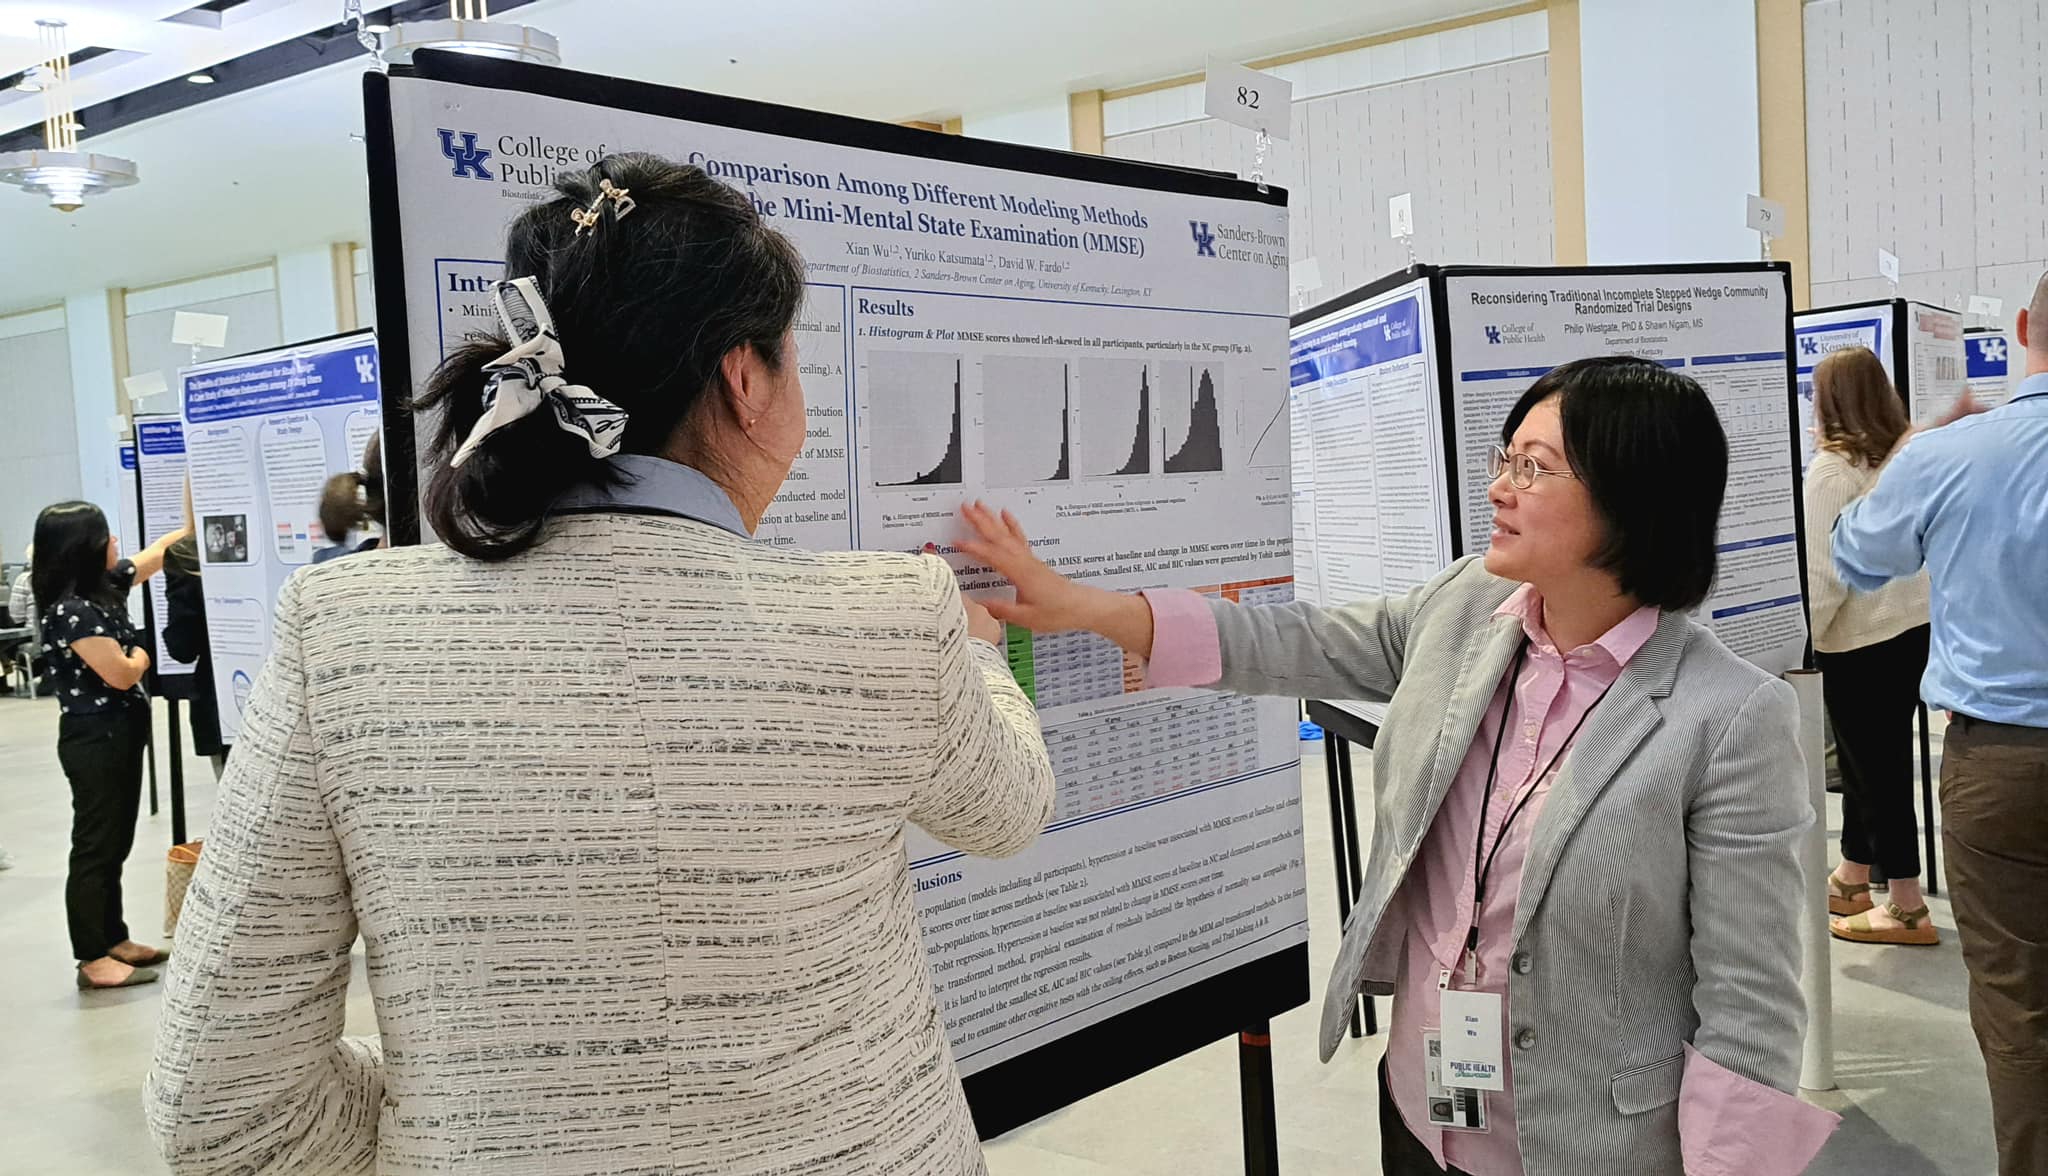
412, 151, 804, 562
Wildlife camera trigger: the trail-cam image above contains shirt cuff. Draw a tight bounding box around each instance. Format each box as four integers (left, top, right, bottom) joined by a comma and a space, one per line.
1678, 1043, 1840, 1176
1137, 589, 1222, 688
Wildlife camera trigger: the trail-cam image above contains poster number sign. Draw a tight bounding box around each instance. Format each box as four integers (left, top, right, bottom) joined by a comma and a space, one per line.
1205, 59, 1292, 140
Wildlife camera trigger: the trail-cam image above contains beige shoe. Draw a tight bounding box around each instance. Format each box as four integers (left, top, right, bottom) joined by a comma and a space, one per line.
1826, 870, 1873, 916
1831, 902, 1939, 946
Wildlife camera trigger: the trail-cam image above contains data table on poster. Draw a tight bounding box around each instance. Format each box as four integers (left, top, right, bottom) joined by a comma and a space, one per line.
1043, 693, 1266, 825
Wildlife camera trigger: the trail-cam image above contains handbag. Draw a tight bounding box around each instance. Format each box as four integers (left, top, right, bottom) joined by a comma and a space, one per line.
165, 840, 203, 936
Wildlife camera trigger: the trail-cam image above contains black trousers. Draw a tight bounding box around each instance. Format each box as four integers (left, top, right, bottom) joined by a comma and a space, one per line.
1817, 625, 1930, 880
56, 706, 148, 961
1380, 1059, 1475, 1176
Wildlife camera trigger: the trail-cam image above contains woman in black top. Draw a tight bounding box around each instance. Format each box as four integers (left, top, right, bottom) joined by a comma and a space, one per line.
31, 500, 189, 990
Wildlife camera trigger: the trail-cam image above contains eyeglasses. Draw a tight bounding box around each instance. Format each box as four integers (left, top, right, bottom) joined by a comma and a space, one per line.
1488, 444, 1578, 490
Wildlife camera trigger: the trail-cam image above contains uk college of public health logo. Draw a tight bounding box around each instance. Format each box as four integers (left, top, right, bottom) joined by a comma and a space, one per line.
438, 129, 494, 180
1189, 220, 1217, 257
354, 354, 376, 383
1977, 336, 2007, 364
1800, 335, 1822, 357
1485, 325, 1503, 344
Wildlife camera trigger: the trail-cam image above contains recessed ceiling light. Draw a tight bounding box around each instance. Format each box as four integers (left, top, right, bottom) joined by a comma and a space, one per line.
186, 71, 215, 84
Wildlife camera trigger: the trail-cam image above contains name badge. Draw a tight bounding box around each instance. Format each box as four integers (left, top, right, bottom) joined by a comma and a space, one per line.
1438, 988, 1506, 1091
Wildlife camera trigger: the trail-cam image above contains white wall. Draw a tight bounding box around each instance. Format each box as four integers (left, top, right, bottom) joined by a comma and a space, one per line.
0, 308, 81, 563
961, 97, 1072, 151
277, 245, 342, 343
1804, 0, 2048, 319
124, 266, 284, 406
1579, 0, 1761, 264
1105, 12, 1552, 304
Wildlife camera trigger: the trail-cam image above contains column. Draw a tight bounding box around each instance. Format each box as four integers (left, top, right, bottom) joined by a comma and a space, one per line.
66, 289, 125, 524
276, 244, 341, 342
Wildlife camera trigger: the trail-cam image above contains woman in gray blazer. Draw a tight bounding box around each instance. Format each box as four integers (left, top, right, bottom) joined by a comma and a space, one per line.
960, 358, 1840, 1176
145, 155, 1055, 1175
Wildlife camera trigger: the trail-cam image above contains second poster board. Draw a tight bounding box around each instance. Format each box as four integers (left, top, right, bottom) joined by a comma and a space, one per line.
1291, 263, 1806, 678
132, 415, 195, 680
179, 330, 381, 741
1965, 326, 2017, 408
1793, 299, 1966, 468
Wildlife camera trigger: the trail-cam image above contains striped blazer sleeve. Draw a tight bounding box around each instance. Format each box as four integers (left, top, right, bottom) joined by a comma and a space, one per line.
144, 572, 382, 1175
908, 555, 1056, 857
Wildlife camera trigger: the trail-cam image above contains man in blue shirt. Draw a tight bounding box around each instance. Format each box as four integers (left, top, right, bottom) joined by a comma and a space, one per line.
1835, 271, 2048, 1175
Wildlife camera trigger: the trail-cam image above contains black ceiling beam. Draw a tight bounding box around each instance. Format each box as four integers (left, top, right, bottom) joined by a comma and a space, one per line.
0, 0, 544, 154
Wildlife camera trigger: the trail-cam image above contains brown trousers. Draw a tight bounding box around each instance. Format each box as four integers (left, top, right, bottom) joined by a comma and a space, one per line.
1942, 715, 2048, 1176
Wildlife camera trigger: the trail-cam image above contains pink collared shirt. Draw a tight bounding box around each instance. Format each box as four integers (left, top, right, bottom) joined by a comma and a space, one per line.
1140, 583, 1840, 1176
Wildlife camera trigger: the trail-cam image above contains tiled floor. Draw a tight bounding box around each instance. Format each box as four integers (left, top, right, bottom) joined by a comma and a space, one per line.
0, 697, 1997, 1173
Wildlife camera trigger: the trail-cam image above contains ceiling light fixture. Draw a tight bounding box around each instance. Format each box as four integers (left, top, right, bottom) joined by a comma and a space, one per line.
186, 71, 216, 84
14, 64, 51, 93
356, 1, 560, 69
0, 21, 140, 213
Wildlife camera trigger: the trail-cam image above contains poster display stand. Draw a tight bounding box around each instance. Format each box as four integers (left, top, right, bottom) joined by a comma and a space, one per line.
132, 415, 196, 843
1793, 299, 1966, 468
364, 50, 1307, 1150
178, 330, 381, 744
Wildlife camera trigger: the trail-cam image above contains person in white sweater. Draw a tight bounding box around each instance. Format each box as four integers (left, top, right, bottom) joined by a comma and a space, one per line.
1804, 346, 1936, 945
144, 154, 1056, 1174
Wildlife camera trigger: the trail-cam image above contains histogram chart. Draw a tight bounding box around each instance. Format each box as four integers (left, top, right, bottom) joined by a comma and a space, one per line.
982, 355, 1072, 486
1160, 361, 1225, 474
868, 351, 966, 488
1076, 358, 1151, 477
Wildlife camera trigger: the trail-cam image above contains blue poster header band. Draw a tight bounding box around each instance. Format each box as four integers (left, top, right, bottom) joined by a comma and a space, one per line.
1459, 366, 1555, 382
1691, 352, 1786, 366
1795, 317, 1884, 374
1288, 296, 1423, 388
119, 445, 136, 470
137, 419, 186, 456
183, 340, 380, 424
1711, 593, 1803, 620
1717, 533, 1795, 554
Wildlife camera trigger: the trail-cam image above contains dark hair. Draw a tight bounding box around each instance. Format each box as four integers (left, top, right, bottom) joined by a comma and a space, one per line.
317, 432, 389, 545
1813, 346, 1907, 466
415, 152, 806, 560
1500, 356, 1728, 611
31, 501, 116, 612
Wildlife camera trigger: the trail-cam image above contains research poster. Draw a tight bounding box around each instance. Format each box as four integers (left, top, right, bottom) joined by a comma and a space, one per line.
180, 332, 380, 742
375, 63, 1307, 1082
1966, 327, 2015, 408
1287, 276, 1452, 726
1793, 303, 1889, 469
1443, 268, 1806, 674
1903, 302, 1966, 423
114, 444, 145, 626
133, 416, 195, 678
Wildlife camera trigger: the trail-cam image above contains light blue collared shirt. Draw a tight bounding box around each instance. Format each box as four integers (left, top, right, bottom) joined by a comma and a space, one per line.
552, 453, 750, 538
1833, 372, 2048, 726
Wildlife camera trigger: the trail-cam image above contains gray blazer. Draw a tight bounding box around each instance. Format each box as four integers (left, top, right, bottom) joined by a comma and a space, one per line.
1210, 558, 1810, 1174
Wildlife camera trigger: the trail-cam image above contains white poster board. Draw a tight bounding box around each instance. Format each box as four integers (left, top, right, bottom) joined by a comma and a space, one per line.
179, 332, 380, 742
1288, 276, 1452, 726
1903, 302, 1966, 422
1965, 327, 2016, 409
1443, 268, 1806, 674
133, 416, 195, 678
373, 60, 1306, 1091
1793, 302, 1891, 470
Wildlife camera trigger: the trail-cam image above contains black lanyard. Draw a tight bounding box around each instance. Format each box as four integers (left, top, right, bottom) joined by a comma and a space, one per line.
1460, 638, 1616, 982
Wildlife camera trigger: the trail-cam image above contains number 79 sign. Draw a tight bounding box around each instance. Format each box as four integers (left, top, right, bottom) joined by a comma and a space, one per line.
1205, 58, 1293, 140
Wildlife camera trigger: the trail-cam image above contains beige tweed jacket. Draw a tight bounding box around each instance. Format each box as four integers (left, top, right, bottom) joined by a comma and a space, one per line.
144, 513, 1055, 1174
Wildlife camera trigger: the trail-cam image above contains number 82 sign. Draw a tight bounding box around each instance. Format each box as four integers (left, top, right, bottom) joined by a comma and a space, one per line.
1205, 59, 1293, 140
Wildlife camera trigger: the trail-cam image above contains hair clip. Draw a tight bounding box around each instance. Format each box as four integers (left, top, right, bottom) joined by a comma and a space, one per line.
571, 178, 636, 236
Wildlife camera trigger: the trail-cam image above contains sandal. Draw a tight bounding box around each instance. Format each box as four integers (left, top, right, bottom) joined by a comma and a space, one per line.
76, 964, 160, 990
1826, 871, 1873, 916
1831, 902, 1939, 946
109, 945, 170, 967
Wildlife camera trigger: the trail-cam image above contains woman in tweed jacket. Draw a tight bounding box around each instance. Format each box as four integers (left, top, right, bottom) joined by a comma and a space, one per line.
144, 155, 1055, 1175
